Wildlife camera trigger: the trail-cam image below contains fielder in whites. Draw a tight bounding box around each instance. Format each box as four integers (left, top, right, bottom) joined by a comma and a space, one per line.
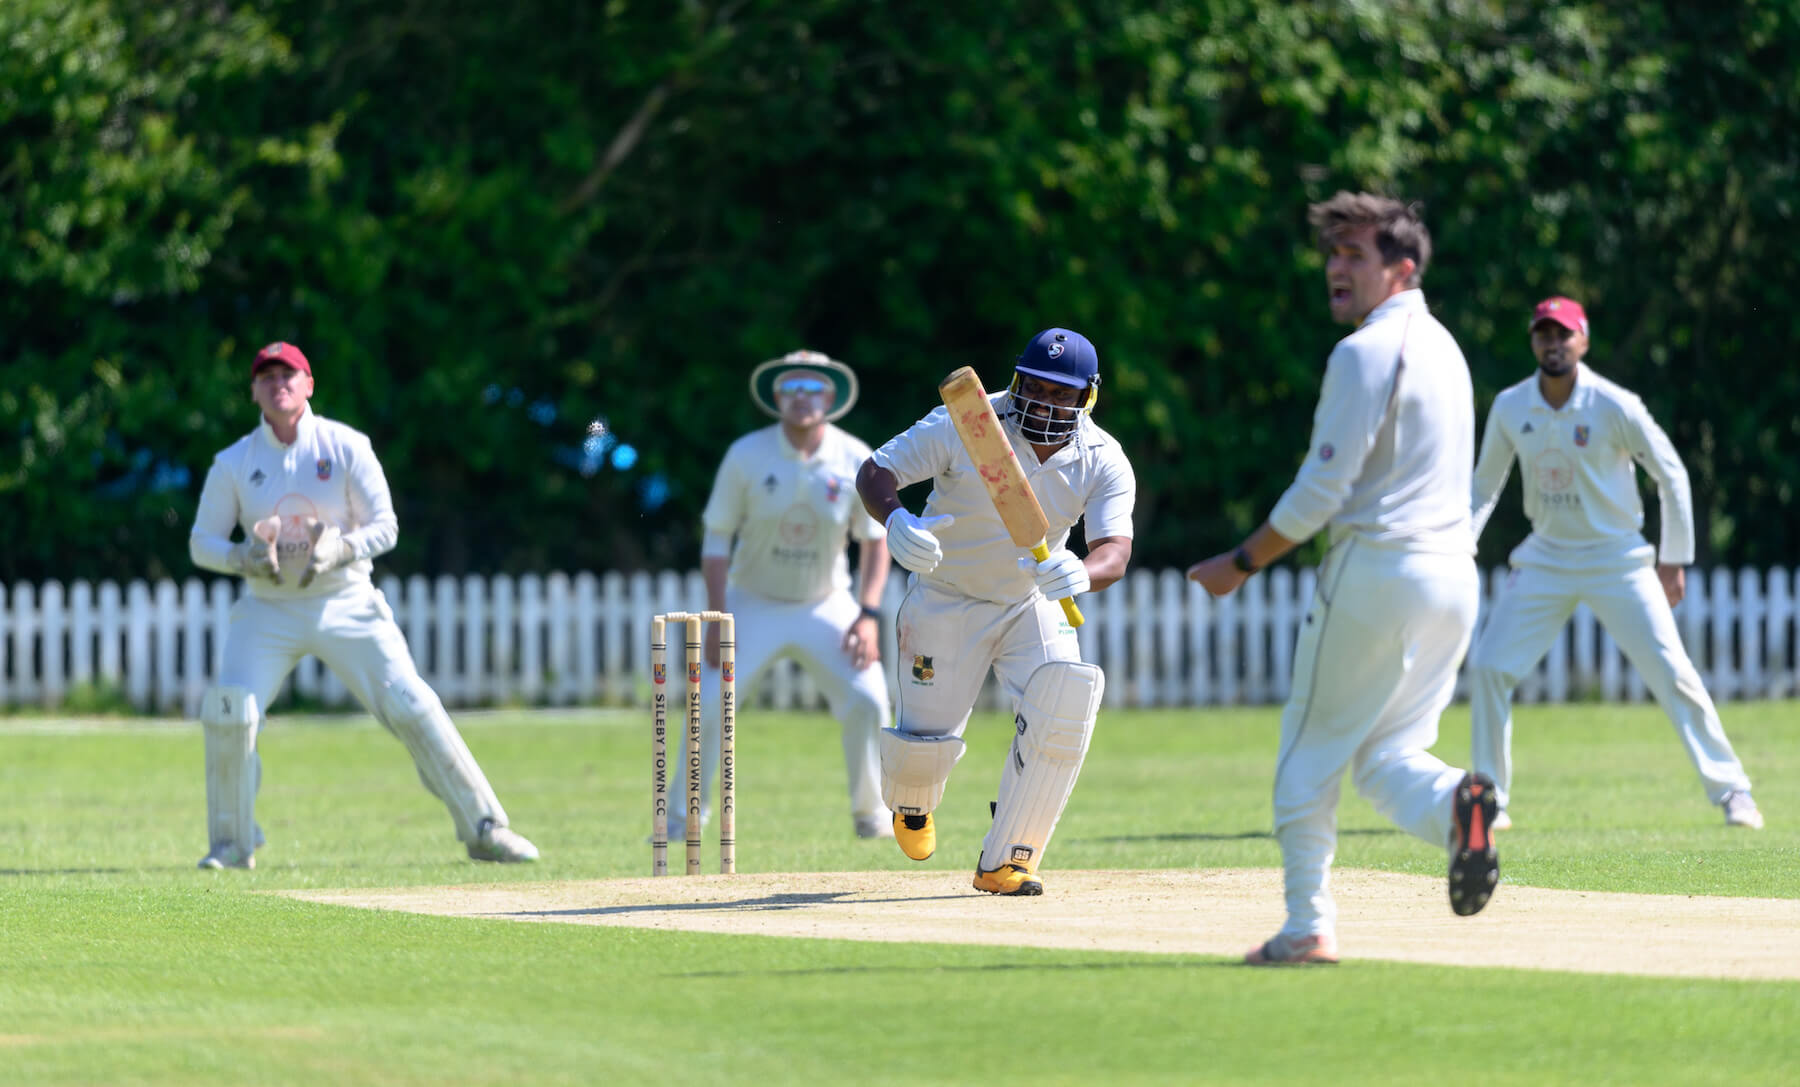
1467, 296, 1761, 830
685, 350, 895, 840
187, 342, 538, 869
1188, 193, 1497, 964
855, 328, 1136, 895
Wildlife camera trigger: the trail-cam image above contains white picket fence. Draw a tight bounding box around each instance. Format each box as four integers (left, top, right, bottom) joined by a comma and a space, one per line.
2, 567, 1796, 717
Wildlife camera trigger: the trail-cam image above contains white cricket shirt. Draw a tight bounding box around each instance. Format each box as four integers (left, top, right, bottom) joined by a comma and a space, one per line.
1269, 290, 1475, 554
702, 424, 883, 603
869, 393, 1136, 604
189, 405, 398, 598
1471, 362, 1695, 566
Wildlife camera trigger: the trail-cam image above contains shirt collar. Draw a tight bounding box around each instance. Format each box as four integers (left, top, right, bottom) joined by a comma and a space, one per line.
259, 403, 314, 448
1361, 288, 1427, 326
776, 423, 829, 461
1533, 361, 1591, 412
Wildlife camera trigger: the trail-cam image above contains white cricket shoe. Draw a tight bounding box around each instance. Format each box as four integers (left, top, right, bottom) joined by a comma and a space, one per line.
468, 819, 539, 863
1722, 791, 1764, 829
198, 844, 255, 870
854, 813, 895, 840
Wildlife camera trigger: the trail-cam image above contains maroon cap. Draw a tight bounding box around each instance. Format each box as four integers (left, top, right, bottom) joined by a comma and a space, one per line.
252, 341, 311, 376
1530, 297, 1588, 335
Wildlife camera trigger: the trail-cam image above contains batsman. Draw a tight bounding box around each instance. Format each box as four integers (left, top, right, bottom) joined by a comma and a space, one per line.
855, 328, 1136, 895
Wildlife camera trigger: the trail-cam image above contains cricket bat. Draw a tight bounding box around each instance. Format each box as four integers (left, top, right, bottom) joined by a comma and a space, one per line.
937, 366, 1084, 628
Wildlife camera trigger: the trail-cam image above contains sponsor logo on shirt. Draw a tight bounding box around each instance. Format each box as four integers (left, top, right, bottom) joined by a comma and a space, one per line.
1534, 450, 1574, 495
1520, 422, 1534, 434
911, 655, 934, 682
762, 473, 779, 493
317, 458, 332, 481
1573, 424, 1589, 447
249, 469, 266, 486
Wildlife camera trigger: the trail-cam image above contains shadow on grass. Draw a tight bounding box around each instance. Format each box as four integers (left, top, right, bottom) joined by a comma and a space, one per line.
1075, 826, 1402, 844
510, 889, 973, 921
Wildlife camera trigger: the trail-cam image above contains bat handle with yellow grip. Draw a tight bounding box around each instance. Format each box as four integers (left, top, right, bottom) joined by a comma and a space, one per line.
1029, 542, 1085, 628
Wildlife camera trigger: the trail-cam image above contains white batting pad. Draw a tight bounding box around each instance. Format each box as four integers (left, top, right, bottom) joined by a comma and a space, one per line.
374, 673, 505, 842
878, 728, 967, 816
982, 661, 1104, 872
200, 686, 260, 858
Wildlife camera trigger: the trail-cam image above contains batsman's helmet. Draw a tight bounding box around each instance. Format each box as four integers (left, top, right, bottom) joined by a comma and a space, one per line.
1008, 328, 1100, 443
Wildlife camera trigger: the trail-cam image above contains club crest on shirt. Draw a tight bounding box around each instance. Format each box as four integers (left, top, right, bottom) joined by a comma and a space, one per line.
911, 655, 934, 682
249, 469, 266, 486
762, 473, 779, 493
824, 475, 841, 502
1573, 424, 1589, 447
1318, 443, 1334, 461
1520, 422, 1534, 434
316, 458, 332, 481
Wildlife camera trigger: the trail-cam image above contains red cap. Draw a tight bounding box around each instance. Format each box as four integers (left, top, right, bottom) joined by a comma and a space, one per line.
1530, 297, 1588, 335
252, 341, 311, 376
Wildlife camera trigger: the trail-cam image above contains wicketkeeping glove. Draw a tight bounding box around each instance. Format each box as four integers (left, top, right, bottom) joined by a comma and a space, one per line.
229, 516, 284, 584
885, 509, 955, 574
297, 520, 356, 589
1017, 549, 1090, 602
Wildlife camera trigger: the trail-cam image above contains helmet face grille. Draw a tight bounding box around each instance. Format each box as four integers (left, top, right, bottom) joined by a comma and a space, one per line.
1006, 374, 1095, 443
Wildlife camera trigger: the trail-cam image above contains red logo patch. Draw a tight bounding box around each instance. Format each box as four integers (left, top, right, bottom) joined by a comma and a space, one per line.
1319, 443, 1335, 461
316, 459, 332, 481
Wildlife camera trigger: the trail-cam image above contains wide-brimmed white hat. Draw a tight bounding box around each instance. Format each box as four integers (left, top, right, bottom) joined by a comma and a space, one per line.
748, 350, 859, 422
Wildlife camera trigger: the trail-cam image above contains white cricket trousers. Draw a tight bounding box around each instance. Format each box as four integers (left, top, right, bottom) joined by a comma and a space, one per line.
218, 583, 506, 839
1273, 541, 1479, 940
892, 579, 1080, 739
1467, 555, 1752, 810
693, 586, 892, 820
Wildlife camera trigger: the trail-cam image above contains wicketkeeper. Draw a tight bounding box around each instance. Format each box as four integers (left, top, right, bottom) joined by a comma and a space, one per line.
186, 341, 538, 869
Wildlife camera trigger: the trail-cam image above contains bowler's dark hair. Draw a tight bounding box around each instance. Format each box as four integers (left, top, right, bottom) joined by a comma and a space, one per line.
1307, 191, 1431, 288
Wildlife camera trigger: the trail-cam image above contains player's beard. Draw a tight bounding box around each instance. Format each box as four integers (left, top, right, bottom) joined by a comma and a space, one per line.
1537, 354, 1575, 378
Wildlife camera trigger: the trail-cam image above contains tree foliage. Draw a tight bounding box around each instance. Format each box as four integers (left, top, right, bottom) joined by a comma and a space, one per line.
4, 0, 1796, 583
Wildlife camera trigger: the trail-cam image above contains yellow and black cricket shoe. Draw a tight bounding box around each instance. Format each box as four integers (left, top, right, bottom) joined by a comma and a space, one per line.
973, 859, 1043, 896
894, 812, 935, 861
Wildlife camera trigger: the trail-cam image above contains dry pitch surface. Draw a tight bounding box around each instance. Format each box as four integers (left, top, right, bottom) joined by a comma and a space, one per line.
285, 867, 1798, 979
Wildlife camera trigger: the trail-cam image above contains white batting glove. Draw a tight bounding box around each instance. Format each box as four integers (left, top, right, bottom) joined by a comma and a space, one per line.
885, 509, 955, 574
1017, 550, 1090, 602
229, 516, 284, 583
297, 520, 356, 589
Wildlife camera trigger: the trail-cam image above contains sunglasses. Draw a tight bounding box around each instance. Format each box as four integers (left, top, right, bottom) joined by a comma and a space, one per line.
776, 377, 831, 397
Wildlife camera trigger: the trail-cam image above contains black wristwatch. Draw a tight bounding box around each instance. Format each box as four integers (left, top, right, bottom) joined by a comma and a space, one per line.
1232, 546, 1259, 574
859, 604, 881, 621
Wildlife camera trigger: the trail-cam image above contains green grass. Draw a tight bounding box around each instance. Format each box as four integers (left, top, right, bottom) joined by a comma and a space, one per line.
2, 700, 1797, 1085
